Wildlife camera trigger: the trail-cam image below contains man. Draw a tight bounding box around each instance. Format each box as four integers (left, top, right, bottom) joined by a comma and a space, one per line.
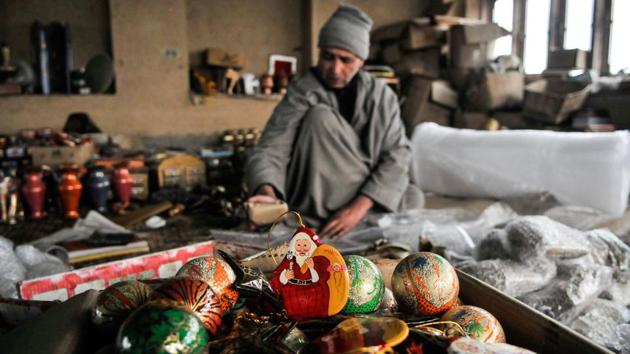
246, 4, 423, 237
269, 227, 331, 320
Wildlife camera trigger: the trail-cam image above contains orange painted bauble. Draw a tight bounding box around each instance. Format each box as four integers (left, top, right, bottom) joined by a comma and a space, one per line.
391, 252, 459, 316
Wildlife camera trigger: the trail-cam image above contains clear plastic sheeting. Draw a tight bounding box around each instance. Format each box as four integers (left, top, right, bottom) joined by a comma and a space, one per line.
15, 245, 70, 279
504, 216, 590, 260
410, 122, 630, 216
517, 264, 614, 322
568, 299, 630, 353
460, 258, 557, 297
374, 202, 517, 256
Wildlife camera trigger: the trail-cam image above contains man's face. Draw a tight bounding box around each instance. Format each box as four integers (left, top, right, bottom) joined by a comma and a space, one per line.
295, 238, 312, 256
317, 47, 364, 89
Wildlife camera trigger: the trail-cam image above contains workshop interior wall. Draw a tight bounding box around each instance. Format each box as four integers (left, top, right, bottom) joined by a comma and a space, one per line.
0, 0, 424, 136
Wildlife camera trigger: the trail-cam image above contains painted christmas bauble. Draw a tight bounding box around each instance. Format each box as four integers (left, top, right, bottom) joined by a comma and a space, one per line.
441, 305, 505, 343
92, 280, 153, 327
313, 317, 409, 354
150, 277, 238, 336
175, 255, 236, 292
342, 255, 384, 314
391, 252, 459, 316
269, 226, 350, 321
116, 301, 209, 354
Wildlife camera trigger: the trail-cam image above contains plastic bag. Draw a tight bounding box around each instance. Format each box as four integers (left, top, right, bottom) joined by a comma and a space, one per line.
410, 122, 630, 216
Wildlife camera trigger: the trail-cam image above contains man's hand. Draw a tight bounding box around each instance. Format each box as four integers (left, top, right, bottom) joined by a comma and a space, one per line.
285, 270, 294, 280
246, 184, 278, 203
320, 195, 373, 238
305, 258, 314, 269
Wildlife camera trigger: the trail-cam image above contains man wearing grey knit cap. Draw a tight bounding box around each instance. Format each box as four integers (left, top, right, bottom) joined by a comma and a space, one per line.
246, 4, 424, 237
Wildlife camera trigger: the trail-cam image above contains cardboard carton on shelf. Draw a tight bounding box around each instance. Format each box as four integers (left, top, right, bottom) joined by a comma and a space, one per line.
430, 79, 459, 109
205, 48, 245, 69
523, 79, 590, 124
372, 18, 446, 51
30, 142, 95, 168
547, 49, 590, 70
449, 23, 509, 69
393, 47, 441, 78
466, 71, 524, 111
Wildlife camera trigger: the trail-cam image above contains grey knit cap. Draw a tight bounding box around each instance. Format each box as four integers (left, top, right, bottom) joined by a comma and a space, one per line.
318, 4, 373, 60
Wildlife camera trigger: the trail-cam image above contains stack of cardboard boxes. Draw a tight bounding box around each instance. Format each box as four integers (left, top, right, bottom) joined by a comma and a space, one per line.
371, 16, 526, 135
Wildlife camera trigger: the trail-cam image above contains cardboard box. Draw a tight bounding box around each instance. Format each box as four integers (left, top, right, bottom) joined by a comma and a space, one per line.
449, 23, 510, 44
18, 240, 217, 301
547, 49, 590, 69
586, 91, 630, 129
454, 110, 488, 129
492, 111, 542, 129
457, 270, 610, 353
205, 48, 245, 69
431, 79, 459, 108
382, 42, 403, 65
393, 48, 441, 78
466, 71, 524, 111
373, 18, 446, 50
401, 76, 432, 130
449, 23, 508, 69
523, 79, 590, 124
30, 142, 95, 168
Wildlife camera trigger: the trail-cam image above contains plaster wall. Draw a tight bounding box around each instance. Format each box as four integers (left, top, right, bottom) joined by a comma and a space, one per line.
0, 0, 426, 137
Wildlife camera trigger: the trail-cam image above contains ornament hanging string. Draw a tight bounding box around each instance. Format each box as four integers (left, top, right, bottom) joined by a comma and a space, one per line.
267, 210, 305, 266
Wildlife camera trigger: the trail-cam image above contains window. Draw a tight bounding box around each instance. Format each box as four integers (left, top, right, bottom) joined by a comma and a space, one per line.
524, 0, 551, 74
491, 0, 513, 58
609, 0, 630, 74
564, 0, 594, 50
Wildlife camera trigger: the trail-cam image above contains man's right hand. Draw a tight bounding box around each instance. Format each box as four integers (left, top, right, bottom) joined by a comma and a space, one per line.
246, 184, 278, 204
285, 270, 294, 280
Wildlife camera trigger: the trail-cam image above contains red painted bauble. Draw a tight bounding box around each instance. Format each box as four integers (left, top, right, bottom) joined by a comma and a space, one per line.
150, 277, 238, 336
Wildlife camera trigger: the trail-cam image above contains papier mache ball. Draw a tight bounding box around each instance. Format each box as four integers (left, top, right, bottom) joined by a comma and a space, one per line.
441, 305, 506, 343
92, 280, 152, 327
175, 255, 236, 292
342, 255, 385, 314
391, 252, 459, 316
151, 277, 238, 336
116, 300, 209, 354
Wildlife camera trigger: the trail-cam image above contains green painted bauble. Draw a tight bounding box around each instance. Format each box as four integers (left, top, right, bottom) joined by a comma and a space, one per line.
391, 252, 459, 316
342, 255, 385, 314
116, 301, 209, 354
441, 305, 505, 343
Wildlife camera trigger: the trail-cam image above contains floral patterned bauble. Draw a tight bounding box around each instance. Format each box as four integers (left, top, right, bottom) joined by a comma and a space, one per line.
175, 256, 236, 292
391, 252, 459, 316
342, 255, 384, 314
440, 305, 505, 343
116, 301, 209, 354
92, 280, 153, 326
150, 277, 238, 336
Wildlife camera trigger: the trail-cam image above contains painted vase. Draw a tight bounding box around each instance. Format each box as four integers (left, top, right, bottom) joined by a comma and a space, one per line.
58, 168, 83, 219
22, 170, 46, 220
150, 277, 238, 336
342, 255, 384, 315
86, 166, 110, 214
113, 165, 133, 207
116, 300, 209, 354
391, 252, 459, 316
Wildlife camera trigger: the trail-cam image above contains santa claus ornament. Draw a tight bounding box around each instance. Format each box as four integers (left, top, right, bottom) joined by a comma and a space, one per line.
269, 213, 349, 321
